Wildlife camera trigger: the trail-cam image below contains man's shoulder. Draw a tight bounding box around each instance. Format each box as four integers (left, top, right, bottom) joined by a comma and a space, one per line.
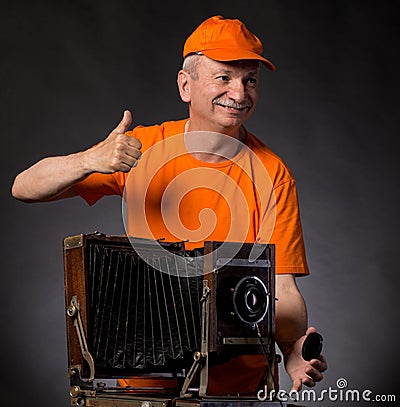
129, 119, 188, 137
246, 131, 295, 184
246, 131, 282, 161
125, 119, 187, 151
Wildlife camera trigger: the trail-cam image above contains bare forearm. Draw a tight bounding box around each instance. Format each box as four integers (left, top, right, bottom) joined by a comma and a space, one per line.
274, 275, 327, 390
275, 274, 308, 356
11, 111, 142, 203
11, 151, 90, 202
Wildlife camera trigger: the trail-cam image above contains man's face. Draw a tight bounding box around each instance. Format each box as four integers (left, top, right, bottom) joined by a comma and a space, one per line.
180, 56, 260, 135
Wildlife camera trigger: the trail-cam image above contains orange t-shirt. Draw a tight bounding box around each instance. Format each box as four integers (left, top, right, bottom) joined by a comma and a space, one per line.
75, 119, 308, 276
74, 119, 309, 395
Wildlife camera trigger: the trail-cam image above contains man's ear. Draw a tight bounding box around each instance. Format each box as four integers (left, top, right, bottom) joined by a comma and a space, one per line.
177, 70, 191, 103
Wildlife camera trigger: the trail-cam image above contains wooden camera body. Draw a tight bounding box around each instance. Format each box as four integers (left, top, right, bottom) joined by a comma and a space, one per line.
64, 233, 280, 406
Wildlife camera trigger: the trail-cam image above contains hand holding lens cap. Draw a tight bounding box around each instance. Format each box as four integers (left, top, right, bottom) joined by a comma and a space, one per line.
302, 332, 323, 361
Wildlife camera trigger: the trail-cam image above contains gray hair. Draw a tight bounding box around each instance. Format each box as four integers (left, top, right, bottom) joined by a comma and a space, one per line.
182, 53, 203, 80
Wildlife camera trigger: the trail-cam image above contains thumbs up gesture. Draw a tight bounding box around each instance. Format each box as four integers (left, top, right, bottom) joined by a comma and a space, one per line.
84, 110, 142, 174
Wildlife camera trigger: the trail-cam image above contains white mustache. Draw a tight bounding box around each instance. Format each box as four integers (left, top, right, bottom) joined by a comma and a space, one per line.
213, 98, 252, 110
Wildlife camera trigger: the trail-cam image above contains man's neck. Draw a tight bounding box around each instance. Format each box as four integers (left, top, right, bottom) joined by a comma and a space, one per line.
184, 120, 245, 163
186, 119, 242, 139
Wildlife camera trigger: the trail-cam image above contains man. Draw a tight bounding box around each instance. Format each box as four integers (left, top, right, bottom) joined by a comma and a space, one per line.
12, 16, 327, 396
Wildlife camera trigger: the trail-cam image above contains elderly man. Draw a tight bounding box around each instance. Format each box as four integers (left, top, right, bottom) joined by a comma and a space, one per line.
12, 16, 327, 396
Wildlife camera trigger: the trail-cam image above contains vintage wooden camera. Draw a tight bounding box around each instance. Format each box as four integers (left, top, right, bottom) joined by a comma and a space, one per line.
64, 233, 281, 407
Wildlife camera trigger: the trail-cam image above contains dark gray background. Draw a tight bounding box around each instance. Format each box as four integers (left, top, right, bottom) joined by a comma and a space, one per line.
1, 1, 399, 406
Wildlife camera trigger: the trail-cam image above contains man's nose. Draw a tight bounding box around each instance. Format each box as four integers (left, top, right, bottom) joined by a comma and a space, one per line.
227, 79, 246, 102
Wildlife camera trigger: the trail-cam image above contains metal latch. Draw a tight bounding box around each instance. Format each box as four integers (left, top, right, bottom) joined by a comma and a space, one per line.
67, 296, 95, 382
180, 281, 211, 398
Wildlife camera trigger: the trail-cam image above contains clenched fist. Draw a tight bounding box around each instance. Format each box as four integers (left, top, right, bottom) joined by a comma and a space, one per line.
84, 110, 142, 173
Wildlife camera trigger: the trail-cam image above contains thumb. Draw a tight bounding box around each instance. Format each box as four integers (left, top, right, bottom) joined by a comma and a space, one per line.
113, 110, 133, 133
302, 326, 317, 348
306, 326, 317, 335
306, 326, 317, 336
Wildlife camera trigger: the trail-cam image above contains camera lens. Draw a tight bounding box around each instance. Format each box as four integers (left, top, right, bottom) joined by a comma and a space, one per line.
245, 288, 262, 313
233, 276, 269, 325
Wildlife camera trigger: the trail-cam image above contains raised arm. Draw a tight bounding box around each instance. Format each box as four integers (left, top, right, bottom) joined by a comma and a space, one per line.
11, 110, 141, 202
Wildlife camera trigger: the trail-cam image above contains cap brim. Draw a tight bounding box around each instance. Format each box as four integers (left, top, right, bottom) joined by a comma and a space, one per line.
201, 48, 276, 71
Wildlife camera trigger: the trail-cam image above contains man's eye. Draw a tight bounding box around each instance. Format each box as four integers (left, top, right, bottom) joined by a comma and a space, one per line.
247, 78, 257, 85
217, 76, 230, 82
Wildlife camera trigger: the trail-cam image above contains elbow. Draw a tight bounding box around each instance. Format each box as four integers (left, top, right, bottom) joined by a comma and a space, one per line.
11, 177, 22, 199
11, 175, 33, 202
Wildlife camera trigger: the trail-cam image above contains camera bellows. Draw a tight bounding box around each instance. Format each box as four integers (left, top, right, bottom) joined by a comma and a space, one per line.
86, 239, 203, 371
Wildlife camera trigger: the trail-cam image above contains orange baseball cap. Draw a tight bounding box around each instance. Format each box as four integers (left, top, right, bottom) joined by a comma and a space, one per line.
183, 16, 276, 71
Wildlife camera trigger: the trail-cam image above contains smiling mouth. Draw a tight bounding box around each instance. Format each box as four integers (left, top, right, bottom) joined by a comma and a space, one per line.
214, 102, 252, 112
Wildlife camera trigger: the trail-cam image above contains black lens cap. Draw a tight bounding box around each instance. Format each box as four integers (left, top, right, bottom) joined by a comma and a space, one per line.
302, 332, 323, 361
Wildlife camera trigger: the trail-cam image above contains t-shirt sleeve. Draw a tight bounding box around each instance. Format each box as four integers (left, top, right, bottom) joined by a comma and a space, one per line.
74, 171, 126, 206
260, 178, 309, 276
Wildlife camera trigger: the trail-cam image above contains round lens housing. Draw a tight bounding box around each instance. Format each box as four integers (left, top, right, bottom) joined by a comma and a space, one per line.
233, 276, 269, 325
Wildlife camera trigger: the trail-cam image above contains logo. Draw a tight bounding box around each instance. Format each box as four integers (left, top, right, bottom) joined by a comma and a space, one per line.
257, 378, 396, 404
